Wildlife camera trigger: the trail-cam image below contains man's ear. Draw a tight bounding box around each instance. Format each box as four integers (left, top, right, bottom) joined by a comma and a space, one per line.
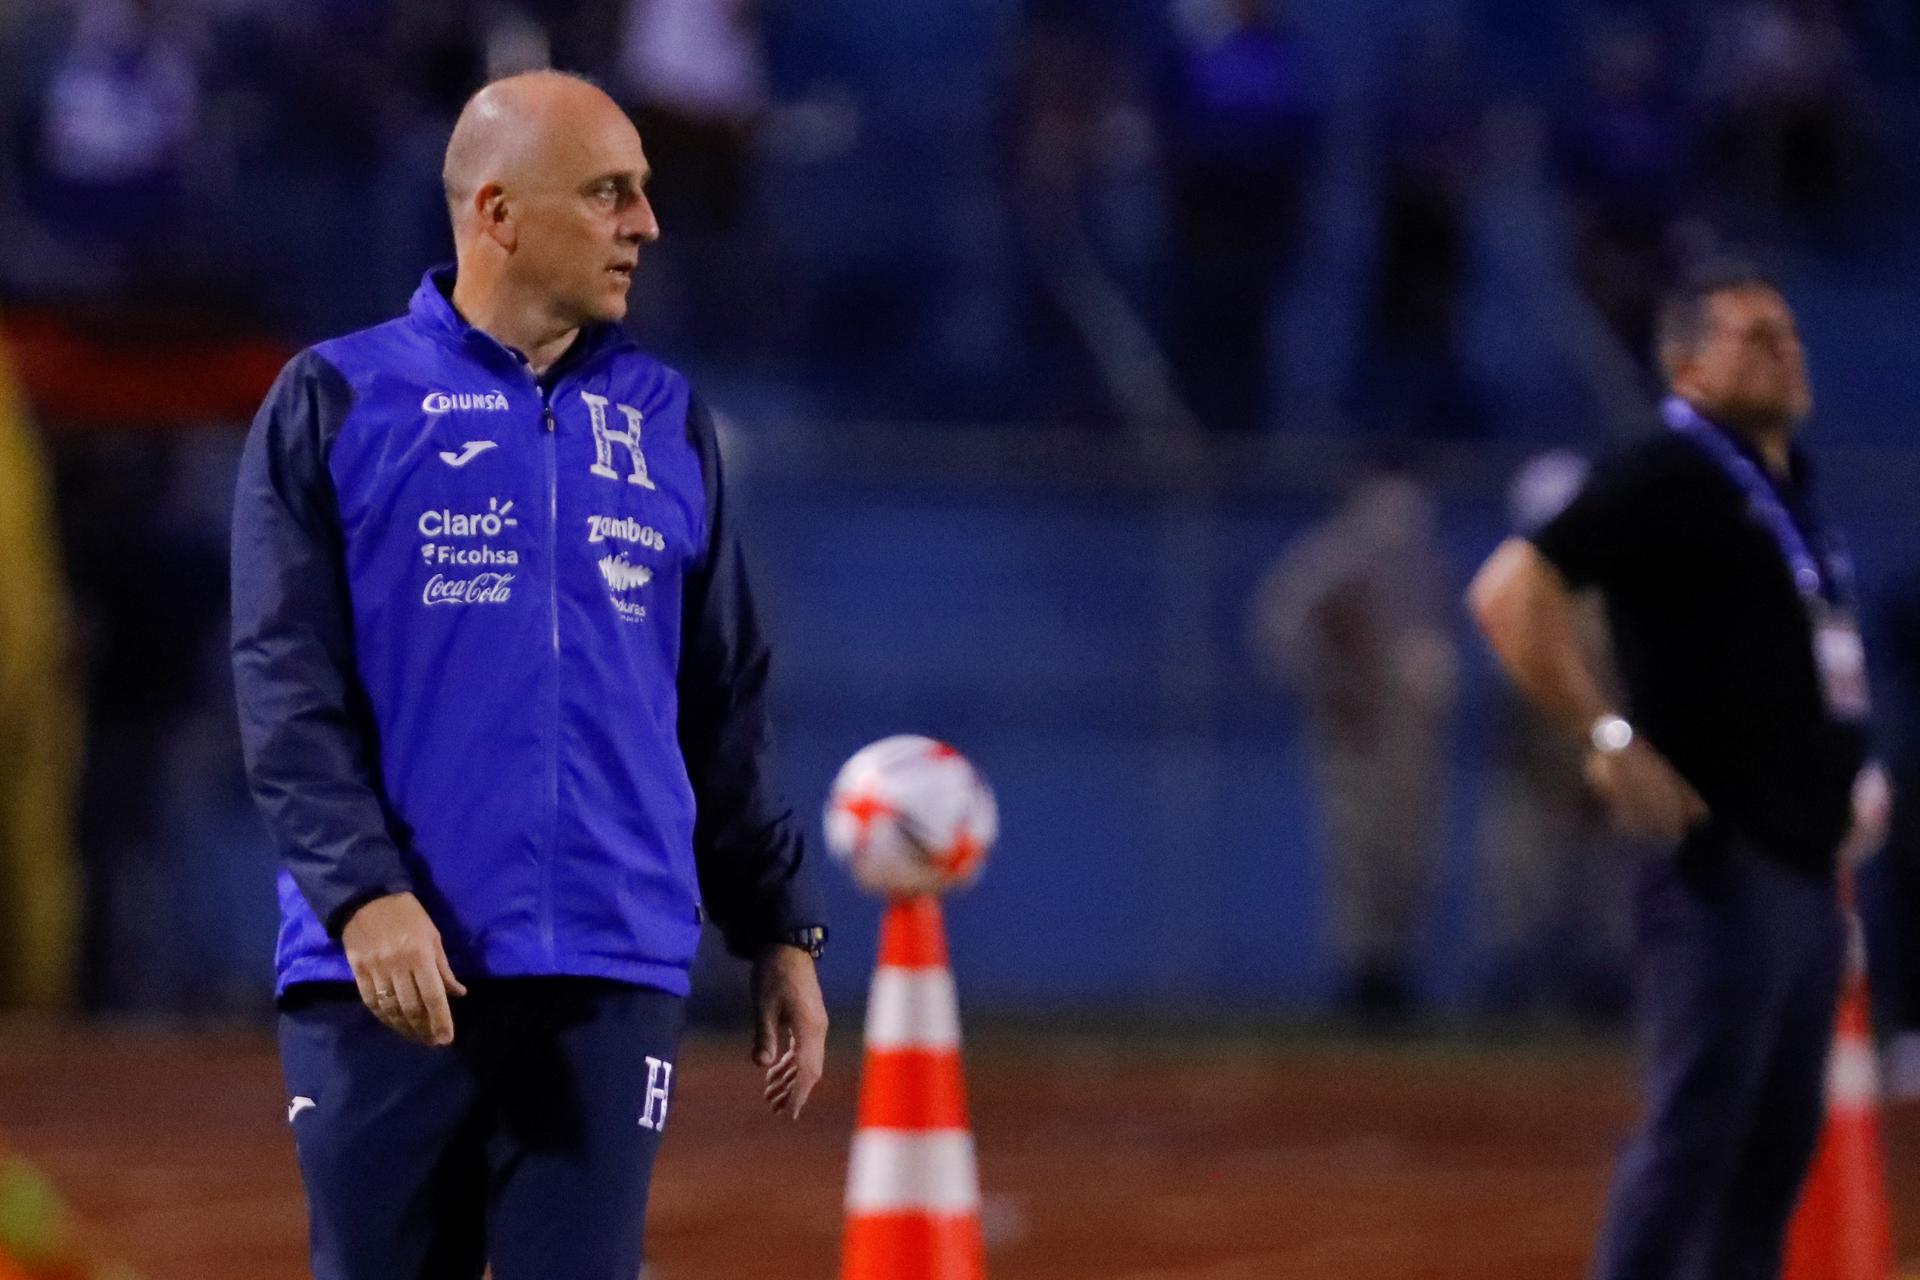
1659, 340, 1694, 397
476, 183, 517, 252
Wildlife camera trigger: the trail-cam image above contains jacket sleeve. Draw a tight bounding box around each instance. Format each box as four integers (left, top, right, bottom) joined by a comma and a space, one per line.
231, 349, 411, 936
678, 394, 828, 958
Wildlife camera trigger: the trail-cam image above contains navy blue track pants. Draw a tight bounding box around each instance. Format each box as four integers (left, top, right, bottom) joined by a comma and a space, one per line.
1591, 827, 1844, 1280
278, 978, 685, 1280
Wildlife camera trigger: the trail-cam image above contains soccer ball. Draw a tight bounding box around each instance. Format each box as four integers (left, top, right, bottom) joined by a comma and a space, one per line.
824, 736, 997, 899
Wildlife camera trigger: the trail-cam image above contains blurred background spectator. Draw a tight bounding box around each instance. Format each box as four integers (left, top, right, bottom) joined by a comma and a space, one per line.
1349, 25, 1482, 436
2, 0, 208, 304
0, 0, 1914, 1028
1550, 18, 1693, 368
1250, 475, 1457, 1018
1157, 0, 1322, 432
0, 338, 80, 1011
1875, 567, 1920, 1092
616, 0, 770, 348
1695, 0, 1873, 243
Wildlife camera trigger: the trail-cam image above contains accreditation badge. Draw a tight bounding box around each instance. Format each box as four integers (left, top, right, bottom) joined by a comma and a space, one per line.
1812, 603, 1871, 721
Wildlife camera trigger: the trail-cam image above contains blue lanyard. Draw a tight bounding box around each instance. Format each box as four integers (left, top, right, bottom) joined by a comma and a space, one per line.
1661, 397, 1853, 607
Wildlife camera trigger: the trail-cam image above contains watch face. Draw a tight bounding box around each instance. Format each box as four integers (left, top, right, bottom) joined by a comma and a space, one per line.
1592, 716, 1633, 753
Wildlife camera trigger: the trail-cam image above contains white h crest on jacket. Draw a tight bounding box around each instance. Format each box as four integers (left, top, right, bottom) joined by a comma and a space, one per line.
580, 392, 656, 489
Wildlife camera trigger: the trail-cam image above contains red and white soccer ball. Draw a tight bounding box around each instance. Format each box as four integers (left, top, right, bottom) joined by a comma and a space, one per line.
824, 735, 997, 899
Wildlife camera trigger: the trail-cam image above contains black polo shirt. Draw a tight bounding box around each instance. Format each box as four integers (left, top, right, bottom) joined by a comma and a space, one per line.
1529, 428, 1869, 873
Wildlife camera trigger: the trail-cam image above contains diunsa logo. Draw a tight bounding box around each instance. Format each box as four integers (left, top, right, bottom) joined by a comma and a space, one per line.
422, 390, 510, 415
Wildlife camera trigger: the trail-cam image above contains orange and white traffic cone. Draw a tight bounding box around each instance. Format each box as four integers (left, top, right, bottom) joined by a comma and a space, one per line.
841, 896, 986, 1280
1785, 905, 1894, 1280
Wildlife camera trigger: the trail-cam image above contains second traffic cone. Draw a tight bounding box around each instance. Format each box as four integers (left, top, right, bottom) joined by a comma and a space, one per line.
1785, 908, 1894, 1280
842, 896, 986, 1280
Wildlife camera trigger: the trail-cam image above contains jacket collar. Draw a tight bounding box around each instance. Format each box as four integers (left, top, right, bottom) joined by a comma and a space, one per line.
407, 266, 636, 380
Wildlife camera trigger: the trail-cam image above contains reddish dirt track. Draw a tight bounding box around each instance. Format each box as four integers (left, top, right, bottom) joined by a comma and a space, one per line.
2, 1020, 1918, 1279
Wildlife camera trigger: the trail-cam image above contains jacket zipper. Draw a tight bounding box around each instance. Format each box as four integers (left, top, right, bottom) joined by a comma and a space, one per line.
541, 386, 559, 964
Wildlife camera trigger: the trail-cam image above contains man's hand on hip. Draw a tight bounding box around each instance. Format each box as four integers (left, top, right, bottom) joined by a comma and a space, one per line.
1838, 762, 1893, 869
751, 944, 828, 1119
1586, 739, 1709, 843
341, 892, 467, 1047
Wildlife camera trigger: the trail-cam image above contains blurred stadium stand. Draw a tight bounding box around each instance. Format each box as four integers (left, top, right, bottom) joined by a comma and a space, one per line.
1, 0, 1919, 1029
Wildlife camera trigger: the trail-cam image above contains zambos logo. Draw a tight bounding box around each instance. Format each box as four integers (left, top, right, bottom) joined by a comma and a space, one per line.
422, 390, 511, 415
586, 515, 666, 550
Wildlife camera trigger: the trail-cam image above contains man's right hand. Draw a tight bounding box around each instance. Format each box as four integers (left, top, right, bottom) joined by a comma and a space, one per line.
340, 892, 467, 1047
1585, 739, 1709, 843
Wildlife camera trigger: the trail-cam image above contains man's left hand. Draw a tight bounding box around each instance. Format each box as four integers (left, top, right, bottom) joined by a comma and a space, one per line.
1839, 762, 1893, 869
751, 944, 828, 1119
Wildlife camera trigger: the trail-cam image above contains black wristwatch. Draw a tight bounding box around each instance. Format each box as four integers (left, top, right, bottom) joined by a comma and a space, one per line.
777, 926, 828, 960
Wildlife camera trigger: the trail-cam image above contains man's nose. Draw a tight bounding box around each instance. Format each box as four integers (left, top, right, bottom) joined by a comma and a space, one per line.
622, 195, 661, 244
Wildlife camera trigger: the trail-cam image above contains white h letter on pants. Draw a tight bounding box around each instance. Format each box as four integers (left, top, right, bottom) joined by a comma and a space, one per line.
580, 392, 656, 489
639, 1056, 673, 1131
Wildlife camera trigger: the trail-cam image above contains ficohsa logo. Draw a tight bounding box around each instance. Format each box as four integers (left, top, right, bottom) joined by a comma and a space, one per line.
422, 390, 510, 415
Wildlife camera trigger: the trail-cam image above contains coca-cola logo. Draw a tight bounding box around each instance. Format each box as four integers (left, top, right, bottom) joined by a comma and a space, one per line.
422, 572, 515, 606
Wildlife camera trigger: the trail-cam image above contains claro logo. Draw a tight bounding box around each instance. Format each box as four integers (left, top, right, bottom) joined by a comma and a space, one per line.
422, 390, 510, 415
419, 498, 517, 538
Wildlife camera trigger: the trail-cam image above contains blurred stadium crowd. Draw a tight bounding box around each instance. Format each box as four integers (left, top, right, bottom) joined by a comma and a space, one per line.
2, 0, 1920, 1049
1, 0, 1912, 421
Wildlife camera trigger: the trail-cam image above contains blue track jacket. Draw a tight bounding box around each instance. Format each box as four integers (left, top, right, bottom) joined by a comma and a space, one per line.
232, 268, 824, 996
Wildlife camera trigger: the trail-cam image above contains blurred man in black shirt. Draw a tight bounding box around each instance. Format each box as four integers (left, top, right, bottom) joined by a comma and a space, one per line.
1469, 262, 1887, 1280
